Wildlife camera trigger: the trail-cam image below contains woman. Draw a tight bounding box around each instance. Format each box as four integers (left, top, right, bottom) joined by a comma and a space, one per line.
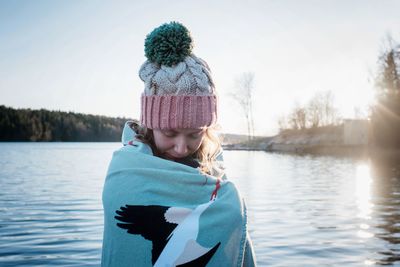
102, 22, 256, 267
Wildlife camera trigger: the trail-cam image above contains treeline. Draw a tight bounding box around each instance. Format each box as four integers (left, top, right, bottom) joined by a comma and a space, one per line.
278, 35, 400, 150
0, 105, 130, 141
278, 90, 341, 132
370, 36, 400, 148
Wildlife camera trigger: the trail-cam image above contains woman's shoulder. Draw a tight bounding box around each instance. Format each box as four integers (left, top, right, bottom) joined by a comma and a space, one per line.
119, 120, 153, 155
121, 121, 137, 145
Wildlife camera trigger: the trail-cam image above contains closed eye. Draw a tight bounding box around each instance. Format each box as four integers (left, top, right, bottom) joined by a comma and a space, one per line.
189, 133, 202, 139
162, 130, 176, 138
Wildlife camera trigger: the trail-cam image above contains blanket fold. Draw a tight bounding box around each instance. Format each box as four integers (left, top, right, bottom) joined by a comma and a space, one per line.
102, 122, 253, 267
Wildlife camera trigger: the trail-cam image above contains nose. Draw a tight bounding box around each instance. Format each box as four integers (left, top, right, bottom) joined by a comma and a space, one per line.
174, 138, 188, 157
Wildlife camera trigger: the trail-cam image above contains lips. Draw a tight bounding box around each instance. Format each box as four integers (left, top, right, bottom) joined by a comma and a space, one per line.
164, 152, 186, 160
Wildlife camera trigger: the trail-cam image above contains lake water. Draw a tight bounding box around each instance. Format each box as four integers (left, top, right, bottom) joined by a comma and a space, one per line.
0, 143, 399, 266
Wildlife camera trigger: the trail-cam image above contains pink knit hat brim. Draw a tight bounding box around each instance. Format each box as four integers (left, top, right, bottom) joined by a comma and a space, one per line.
140, 94, 218, 129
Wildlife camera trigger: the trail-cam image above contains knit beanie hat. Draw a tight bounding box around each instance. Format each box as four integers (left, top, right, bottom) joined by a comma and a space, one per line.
139, 22, 218, 129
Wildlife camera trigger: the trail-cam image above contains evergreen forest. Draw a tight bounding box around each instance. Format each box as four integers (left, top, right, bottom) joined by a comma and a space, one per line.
0, 105, 129, 142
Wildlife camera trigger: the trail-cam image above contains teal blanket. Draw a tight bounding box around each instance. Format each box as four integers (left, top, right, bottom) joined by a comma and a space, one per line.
102, 122, 256, 266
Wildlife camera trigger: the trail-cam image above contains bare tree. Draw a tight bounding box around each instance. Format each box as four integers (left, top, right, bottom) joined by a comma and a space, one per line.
307, 95, 322, 128
230, 72, 255, 140
277, 115, 289, 132
278, 90, 340, 131
307, 90, 338, 127
375, 35, 400, 97
371, 34, 400, 148
320, 90, 338, 126
288, 104, 307, 130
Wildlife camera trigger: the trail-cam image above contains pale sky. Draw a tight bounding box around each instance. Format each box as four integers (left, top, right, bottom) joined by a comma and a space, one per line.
1, 0, 399, 135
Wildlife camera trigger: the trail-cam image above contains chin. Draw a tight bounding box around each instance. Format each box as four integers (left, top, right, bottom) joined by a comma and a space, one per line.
164, 153, 188, 160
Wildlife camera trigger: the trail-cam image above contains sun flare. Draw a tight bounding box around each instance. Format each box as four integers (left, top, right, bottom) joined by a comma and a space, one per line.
355, 164, 373, 219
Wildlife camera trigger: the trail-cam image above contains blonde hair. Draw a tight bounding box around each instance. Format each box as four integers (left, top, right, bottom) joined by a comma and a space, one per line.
129, 120, 223, 176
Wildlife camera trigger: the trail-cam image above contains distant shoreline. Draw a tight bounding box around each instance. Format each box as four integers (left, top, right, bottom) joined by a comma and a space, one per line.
223, 143, 400, 159
223, 124, 400, 158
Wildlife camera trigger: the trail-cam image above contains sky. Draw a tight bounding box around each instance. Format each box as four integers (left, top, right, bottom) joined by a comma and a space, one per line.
0, 0, 399, 135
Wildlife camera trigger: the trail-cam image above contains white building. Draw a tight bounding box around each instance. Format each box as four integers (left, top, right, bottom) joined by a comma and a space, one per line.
343, 119, 370, 145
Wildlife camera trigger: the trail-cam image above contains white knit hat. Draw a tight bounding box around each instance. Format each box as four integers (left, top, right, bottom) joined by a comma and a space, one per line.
138, 22, 218, 129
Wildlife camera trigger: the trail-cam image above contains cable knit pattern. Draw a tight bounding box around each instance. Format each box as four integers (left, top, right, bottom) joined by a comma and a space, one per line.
138, 54, 218, 129
139, 54, 215, 96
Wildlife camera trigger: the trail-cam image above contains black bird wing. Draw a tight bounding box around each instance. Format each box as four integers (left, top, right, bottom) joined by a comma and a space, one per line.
115, 205, 178, 265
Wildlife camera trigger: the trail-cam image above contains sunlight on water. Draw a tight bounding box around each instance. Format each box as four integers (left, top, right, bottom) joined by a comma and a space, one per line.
357, 230, 374, 239
355, 164, 373, 220
1, 144, 400, 266
355, 164, 374, 243
364, 259, 376, 265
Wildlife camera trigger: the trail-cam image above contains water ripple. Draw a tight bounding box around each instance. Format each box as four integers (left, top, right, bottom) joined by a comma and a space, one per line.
1, 144, 399, 266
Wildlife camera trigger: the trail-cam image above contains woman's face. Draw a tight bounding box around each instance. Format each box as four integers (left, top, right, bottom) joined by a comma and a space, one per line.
152, 128, 206, 160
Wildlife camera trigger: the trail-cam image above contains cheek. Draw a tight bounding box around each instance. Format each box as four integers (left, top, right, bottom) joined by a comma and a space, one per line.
188, 137, 204, 151
153, 134, 172, 152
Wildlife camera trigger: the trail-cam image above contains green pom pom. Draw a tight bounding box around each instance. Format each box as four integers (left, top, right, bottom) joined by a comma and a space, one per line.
144, 22, 193, 66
